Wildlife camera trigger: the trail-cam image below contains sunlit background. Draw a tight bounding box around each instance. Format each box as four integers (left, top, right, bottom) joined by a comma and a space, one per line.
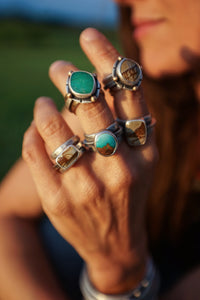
0, 0, 121, 180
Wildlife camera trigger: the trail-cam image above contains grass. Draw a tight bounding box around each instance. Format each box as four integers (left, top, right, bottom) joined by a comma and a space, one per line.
0, 19, 121, 180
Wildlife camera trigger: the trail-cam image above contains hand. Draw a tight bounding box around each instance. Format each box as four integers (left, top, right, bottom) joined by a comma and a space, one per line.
22, 28, 158, 294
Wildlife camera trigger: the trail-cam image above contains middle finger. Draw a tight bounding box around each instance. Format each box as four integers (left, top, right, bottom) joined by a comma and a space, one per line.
79, 28, 149, 119
49, 60, 114, 135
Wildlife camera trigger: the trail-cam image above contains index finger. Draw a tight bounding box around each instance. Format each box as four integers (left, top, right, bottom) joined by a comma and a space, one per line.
79, 28, 149, 119
49, 60, 114, 135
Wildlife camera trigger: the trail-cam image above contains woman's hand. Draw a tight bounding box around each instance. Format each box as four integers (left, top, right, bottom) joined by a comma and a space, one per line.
22, 28, 158, 294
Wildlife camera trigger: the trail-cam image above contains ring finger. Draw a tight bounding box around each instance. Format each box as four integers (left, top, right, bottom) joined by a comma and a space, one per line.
34, 96, 74, 154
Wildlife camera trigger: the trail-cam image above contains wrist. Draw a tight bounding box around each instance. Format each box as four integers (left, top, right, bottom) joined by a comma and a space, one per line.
85, 237, 149, 294
80, 257, 160, 300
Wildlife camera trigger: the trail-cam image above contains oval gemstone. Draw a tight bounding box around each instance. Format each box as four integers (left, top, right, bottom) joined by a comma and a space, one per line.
70, 71, 94, 97
95, 132, 117, 156
120, 59, 139, 84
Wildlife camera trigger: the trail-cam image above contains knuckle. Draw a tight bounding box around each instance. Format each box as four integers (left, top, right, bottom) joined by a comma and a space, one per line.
46, 196, 74, 218
40, 116, 65, 138
79, 178, 103, 207
47, 198, 64, 215
108, 160, 133, 192
144, 144, 159, 169
97, 43, 118, 63
84, 98, 107, 119
22, 140, 37, 165
116, 167, 133, 189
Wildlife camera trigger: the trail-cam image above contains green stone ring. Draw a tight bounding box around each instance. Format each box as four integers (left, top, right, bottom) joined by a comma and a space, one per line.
65, 70, 101, 113
103, 57, 143, 91
83, 122, 123, 157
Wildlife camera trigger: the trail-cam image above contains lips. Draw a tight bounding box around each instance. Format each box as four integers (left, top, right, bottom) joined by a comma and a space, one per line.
133, 18, 165, 40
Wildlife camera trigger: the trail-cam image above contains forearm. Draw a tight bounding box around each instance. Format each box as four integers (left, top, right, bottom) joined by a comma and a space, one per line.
0, 216, 67, 300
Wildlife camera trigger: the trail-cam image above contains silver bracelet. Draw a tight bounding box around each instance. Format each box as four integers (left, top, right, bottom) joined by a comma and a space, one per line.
80, 258, 160, 300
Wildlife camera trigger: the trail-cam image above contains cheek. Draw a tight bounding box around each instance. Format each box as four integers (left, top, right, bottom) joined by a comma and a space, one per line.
139, 41, 189, 78
138, 23, 200, 78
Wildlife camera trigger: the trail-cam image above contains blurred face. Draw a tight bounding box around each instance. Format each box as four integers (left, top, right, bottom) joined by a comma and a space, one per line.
114, 0, 200, 78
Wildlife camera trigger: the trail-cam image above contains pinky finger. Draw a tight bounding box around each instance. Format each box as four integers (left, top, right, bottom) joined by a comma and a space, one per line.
22, 122, 61, 199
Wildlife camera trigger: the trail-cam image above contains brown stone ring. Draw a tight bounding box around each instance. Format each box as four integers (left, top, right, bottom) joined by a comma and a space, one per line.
117, 115, 156, 146
103, 56, 143, 91
51, 136, 85, 172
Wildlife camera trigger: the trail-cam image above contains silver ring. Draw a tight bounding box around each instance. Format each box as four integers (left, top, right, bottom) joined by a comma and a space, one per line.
103, 57, 143, 91
51, 135, 80, 159
117, 115, 156, 146
52, 136, 85, 172
65, 70, 101, 113
83, 122, 123, 157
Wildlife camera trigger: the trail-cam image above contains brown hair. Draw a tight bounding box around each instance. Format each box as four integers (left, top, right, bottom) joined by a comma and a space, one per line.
119, 6, 200, 245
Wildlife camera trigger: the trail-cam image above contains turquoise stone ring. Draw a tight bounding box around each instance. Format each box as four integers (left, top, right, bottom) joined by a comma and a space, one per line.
65, 70, 101, 112
70, 71, 95, 97
94, 131, 118, 156
83, 122, 123, 157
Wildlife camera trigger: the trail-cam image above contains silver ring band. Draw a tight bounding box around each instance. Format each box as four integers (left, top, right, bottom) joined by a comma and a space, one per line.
103, 57, 143, 92
80, 257, 160, 300
52, 136, 85, 172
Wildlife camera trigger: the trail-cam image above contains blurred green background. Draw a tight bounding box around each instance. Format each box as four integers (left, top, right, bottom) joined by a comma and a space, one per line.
0, 19, 121, 180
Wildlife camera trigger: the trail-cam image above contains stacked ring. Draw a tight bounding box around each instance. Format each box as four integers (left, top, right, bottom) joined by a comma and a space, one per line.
65, 70, 101, 113
83, 122, 123, 157
103, 57, 143, 91
117, 115, 156, 146
51, 136, 85, 172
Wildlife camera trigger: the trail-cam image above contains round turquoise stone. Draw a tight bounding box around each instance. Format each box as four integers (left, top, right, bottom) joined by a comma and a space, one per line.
95, 132, 117, 156
70, 71, 94, 97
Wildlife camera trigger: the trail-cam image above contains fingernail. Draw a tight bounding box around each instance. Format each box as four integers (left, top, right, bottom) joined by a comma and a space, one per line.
81, 28, 100, 42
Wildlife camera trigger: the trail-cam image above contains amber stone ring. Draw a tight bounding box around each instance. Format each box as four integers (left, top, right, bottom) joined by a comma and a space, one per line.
51, 136, 85, 172
83, 122, 123, 157
65, 70, 101, 113
103, 57, 143, 91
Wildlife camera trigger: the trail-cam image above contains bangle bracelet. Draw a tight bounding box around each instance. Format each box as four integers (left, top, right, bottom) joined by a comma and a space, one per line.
80, 258, 160, 300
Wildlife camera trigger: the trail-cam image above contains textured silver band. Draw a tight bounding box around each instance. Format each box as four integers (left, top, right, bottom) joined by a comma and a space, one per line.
103, 57, 143, 92
80, 258, 160, 300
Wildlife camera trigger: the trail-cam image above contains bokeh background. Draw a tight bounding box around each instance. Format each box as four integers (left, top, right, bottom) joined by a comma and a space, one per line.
0, 0, 121, 180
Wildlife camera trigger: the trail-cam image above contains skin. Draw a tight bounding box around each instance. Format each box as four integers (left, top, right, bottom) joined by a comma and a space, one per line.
115, 0, 200, 78
0, 29, 157, 298
22, 30, 157, 293
0, 0, 200, 299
